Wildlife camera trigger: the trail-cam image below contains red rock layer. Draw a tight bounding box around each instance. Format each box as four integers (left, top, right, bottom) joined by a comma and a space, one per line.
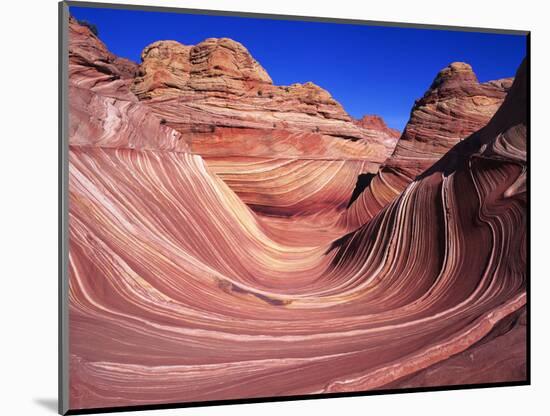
341, 62, 513, 229
68, 17, 138, 100
130, 37, 402, 216
321, 58, 527, 392
353, 114, 401, 155
131, 38, 395, 154
69, 17, 400, 218
67, 17, 527, 411
203, 157, 374, 217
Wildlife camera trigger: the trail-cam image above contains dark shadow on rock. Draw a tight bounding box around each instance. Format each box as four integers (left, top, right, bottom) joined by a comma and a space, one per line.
346, 173, 376, 208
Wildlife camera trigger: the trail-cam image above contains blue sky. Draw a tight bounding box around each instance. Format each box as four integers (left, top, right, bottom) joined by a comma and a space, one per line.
70, 6, 526, 131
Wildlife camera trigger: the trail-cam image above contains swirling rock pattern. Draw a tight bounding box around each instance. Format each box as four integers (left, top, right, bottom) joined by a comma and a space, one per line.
341, 62, 513, 229
129, 35, 403, 216
67, 18, 527, 411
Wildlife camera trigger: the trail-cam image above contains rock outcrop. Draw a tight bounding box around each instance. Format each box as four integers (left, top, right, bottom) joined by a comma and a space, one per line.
131, 38, 394, 155
396, 62, 513, 157
132, 38, 273, 99
354, 114, 401, 157
69, 17, 402, 217
127, 34, 403, 216
354, 114, 400, 136
341, 62, 513, 229
69, 17, 138, 100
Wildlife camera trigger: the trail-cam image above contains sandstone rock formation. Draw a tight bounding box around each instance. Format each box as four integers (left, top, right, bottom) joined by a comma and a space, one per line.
131, 38, 396, 159
396, 62, 513, 157
66, 17, 526, 411
68, 17, 138, 100
131, 38, 377, 142
341, 62, 513, 229
133, 37, 272, 99
354, 114, 400, 156
70, 17, 402, 217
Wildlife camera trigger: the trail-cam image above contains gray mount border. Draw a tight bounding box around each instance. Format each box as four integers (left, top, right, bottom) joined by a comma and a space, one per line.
63, 0, 529, 35
59, 2, 69, 415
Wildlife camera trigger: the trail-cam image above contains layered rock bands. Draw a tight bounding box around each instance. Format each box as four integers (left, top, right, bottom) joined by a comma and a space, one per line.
67, 17, 527, 410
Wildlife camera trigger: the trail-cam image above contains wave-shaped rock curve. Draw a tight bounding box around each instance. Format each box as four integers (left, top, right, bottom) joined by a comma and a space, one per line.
66, 17, 527, 411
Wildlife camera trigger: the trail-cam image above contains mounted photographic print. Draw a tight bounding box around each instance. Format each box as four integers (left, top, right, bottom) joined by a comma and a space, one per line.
58, 1, 530, 414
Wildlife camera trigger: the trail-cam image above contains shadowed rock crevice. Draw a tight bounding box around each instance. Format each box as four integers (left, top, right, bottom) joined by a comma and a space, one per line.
347, 173, 376, 208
